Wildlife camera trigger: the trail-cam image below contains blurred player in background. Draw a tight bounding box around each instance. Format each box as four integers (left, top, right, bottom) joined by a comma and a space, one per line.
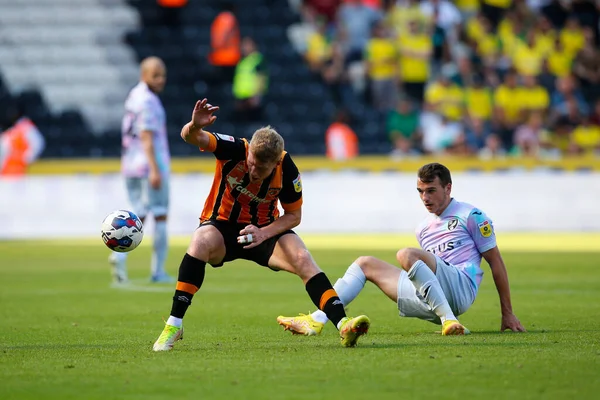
110, 56, 174, 284
0, 102, 45, 176
152, 99, 370, 351
278, 163, 526, 336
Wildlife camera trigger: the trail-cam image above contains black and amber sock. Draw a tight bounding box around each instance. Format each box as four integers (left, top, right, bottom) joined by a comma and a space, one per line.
170, 253, 206, 319
305, 272, 346, 327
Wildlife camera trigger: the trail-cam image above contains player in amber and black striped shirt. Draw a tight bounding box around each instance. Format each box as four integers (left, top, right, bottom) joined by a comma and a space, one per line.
152, 99, 370, 351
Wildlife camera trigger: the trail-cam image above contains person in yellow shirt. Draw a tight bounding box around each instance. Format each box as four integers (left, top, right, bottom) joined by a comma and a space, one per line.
455, 0, 479, 20
365, 22, 398, 111
473, 16, 500, 67
398, 20, 432, 103
493, 69, 525, 148
546, 37, 574, 78
425, 73, 464, 122
532, 16, 556, 57
304, 19, 332, 73
499, 17, 525, 61
570, 117, 600, 155
519, 75, 550, 115
384, 0, 429, 38
512, 31, 545, 77
465, 75, 493, 123
560, 18, 585, 57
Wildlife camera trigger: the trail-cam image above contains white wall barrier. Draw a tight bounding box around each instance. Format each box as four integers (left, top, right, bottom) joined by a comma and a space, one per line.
1, 171, 599, 239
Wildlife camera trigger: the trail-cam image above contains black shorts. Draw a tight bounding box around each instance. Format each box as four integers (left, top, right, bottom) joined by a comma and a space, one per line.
199, 219, 296, 268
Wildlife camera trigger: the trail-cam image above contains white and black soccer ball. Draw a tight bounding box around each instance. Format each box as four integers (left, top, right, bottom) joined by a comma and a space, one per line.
101, 210, 144, 253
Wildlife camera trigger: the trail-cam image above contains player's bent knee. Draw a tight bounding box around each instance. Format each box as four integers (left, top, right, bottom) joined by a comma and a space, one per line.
396, 248, 416, 270
355, 255, 376, 271
188, 226, 225, 260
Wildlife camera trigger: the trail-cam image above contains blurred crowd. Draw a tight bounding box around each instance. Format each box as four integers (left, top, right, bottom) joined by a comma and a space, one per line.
290, 0, 600, 158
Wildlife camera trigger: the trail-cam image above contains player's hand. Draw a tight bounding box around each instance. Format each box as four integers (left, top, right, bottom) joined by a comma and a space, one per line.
149, 169, 161, 189
501, 313, 526, 332
237, 224, 267, 249
191, 98, 219, 129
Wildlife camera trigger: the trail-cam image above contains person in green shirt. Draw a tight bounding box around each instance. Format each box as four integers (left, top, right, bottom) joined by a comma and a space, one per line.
386, 97, 421, 156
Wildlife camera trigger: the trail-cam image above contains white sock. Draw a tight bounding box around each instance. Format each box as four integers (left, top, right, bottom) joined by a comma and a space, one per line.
151, 220, 168, 276
311, 262, 367, 325
166, 316, 182, 328
110, 251, 128, 278
407, 260, 456, 324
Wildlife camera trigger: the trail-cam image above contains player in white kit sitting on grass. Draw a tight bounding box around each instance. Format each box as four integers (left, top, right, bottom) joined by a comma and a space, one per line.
277, 163, 526, 336
109, 56, 175, 284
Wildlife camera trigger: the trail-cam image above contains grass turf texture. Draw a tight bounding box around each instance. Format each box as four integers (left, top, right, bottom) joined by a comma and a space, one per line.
1, 235, 599, 400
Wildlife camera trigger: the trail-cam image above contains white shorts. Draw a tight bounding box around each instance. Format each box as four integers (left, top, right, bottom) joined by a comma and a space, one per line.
396, 255, 477, 325
125, 175, 169, 219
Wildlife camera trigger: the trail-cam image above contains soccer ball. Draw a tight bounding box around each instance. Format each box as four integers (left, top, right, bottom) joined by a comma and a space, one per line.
101, 210, 144, 253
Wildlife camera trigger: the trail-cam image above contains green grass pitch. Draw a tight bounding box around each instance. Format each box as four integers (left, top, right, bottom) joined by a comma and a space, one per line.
1, 235, 599, 400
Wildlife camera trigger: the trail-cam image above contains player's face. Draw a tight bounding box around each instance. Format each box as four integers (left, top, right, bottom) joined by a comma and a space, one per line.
417, 177, 451, 216
247, 151, 277, 183
146, 66, 166, 93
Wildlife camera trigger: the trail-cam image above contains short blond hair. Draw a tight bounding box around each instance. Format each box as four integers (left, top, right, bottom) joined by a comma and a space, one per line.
249, 126, 284, 163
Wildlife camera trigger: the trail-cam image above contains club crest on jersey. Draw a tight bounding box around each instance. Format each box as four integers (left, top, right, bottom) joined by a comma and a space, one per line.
268, 188, 281, 197
447, 218, 458, 231
478, 220, 493, 237
293, 174, 302, 193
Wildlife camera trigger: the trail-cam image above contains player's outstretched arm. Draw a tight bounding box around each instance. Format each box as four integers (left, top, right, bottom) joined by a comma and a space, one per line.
180, 99, 219, 147
482, 246, 526, 332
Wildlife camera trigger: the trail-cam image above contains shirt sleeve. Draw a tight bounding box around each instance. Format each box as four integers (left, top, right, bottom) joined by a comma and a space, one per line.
279, 153, 303, 212
136, 98, 160, 134
200, 132, 247, 161
466, 208, 497, 254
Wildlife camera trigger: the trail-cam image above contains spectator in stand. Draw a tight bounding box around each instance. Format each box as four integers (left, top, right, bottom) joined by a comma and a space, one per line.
493, 69, 525, 149
470, 15, 501, 68
365, 21, 398, 111
538, 59, 557, 95
465, 117, 491, 153
479, 133, 507, 159
420, 113, 463, 154
325, 109, 359, 160
550, 75, 589, 120
532, 15, 556, 56
560, 17, 585, 56
232, 37, 268, 122
384, 0, 429, 38
465, 75, 493, 125
455, 0, 480, 21
336, 0, 382, 63
424, 72, 464, 122
512, 30, 546, 77
572, 28, 600, 103
304, 17, 333, 73
546, 36, 574, 79
569, 115, 600, 156
321, 41, 359, 111
397, 19, 432, 104
512, 111, 544, 157
386, 97, 421, 157
208, 2, 240, 83
0, 102, 45, 176
520, 74, 550, 116
419, 0, 462, 43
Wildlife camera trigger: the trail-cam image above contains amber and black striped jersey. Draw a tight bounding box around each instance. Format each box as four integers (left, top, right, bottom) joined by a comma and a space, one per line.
199, 132, 303, 226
